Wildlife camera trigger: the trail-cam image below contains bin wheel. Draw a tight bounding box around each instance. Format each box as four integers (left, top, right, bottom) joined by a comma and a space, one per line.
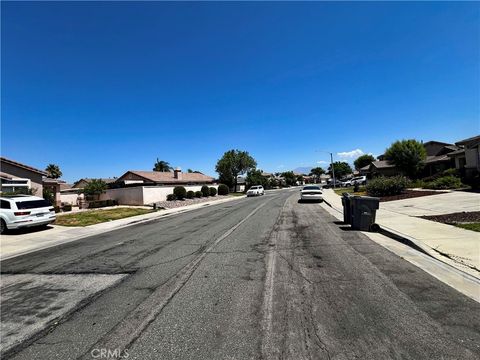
369, 223, 380, 232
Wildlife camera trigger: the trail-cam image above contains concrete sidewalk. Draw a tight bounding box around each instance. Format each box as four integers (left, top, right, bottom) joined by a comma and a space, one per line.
321, 189, 480, 279
0, 195, 246, 260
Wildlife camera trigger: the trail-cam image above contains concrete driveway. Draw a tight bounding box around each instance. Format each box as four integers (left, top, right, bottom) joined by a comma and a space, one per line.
380, 190, 480, 216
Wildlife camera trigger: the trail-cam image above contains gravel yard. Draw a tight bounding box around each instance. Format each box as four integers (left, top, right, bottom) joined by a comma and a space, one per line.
420, 211, 480, 224
155, 195, 238, 209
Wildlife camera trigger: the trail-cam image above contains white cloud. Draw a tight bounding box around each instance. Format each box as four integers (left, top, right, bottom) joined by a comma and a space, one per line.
317, 160, 328, 164
337, 149, 364, 159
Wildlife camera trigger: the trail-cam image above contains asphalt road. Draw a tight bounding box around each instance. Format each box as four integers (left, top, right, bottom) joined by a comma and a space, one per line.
1, 189, 480, 359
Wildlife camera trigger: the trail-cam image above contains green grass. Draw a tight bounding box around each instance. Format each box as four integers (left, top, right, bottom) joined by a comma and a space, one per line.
333, 186, 367, 196
229, 192, 246, 197
55, 208, 155, 227
454, 223, 480, 232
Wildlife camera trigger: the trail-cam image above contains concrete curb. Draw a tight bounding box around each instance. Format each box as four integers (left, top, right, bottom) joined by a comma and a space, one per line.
0, 195, 247, 261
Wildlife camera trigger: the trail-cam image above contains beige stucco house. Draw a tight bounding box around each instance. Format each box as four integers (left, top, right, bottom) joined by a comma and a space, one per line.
0, 157, 47, 195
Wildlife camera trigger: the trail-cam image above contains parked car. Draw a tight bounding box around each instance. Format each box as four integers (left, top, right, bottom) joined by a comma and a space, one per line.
351, 176, 367, 185
0, 195, 56, 233
246, 185, 265, 197
299, 185, 323, 202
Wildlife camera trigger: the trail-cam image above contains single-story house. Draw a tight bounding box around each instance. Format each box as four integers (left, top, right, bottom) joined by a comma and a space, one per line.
73, 178, 117, 189
363, 160, 398, 177
448, 135, 480, 180
363, 140, 460, 178
97, 168, 217, 205
0, 157, 47, 195
116, 168, 215, 186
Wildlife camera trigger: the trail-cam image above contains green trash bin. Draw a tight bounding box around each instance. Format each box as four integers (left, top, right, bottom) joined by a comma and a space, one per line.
351, 196, 380, 231
341, 193, 353, 224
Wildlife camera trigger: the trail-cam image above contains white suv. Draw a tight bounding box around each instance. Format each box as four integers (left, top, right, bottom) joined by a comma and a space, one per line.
0, 195, 56, 233
246, 185, 265, 197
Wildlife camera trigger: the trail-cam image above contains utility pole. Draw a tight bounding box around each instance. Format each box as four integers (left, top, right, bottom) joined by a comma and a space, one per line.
330, 152, 336, 189
316, 150, 336, 189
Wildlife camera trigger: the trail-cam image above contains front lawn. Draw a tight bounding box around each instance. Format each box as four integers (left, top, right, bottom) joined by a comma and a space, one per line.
229, 192, 246, 197
333, 186, 367, 196
55, 208, 155, 227
454, 223, 480, 232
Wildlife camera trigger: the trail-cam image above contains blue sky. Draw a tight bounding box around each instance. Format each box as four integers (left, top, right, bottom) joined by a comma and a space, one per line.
2, 1, 479, 182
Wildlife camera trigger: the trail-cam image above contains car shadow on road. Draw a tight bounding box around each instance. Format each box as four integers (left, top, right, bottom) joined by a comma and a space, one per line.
3, 225, 54, 236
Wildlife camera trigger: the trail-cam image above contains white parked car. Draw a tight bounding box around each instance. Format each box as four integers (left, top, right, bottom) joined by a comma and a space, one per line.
352, 176, 367, 185
246, 185, 265, 197
299, 185, 323, 202
0, 195, 56, 233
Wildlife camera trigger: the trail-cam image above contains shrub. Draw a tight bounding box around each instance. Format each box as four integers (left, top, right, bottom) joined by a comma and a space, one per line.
424, 176, 463, 190
106, 199, 117, 206
218, 184, 229, 195
201, 185, 210, 197
195, 191, 203, 198
166, 194, 176, 201
209, 187, 217, 196
173, 186, 187, 200
54, 206, 61, 213
62, 204, 72, 212
408, 179, 425, 189
187, 190, 195, 199
442, 168, 460, 177
366, 176, 409, 196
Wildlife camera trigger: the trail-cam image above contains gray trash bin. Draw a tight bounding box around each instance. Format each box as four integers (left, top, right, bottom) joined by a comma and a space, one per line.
341, 193, 353, 224
351, 196, 380, 231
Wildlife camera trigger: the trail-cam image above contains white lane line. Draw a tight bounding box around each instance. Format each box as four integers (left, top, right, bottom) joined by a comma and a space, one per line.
81, 197, 274, 359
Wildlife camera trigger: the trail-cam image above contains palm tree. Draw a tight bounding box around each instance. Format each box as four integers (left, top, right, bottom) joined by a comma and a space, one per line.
153, 159, 173, 172
45, 164, 62, 179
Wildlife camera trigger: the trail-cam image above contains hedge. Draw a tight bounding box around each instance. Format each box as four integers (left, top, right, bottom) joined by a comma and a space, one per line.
195, 191, 203, 198
218, 184, 229, 195
201, 185, 210, 197
366, 176, 409, 197
209, 187, 217, 196
187, 190, 195, 199
173, 186, 187, 200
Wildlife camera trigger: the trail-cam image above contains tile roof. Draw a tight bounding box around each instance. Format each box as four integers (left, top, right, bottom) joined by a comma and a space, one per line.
0, 157, 47, 175
456, 135, 480, 147
447, 149, 466, 156
371, 160, 396, 169
43, 177, 67, 184
424, 155, 451, 164
124, 171, 214, 184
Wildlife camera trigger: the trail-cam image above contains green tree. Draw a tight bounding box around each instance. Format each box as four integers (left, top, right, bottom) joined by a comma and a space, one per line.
328, 162, 353, 179
309, 167, 325, 183
153, 159, 173, 172
353, 154, 375, 170
215, 150, 257, 190
281, 171, 297, 186
246, 169, 268, 189
83, 179, 108, 200
385, 139, 426, 178
45, 164, 62, 179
